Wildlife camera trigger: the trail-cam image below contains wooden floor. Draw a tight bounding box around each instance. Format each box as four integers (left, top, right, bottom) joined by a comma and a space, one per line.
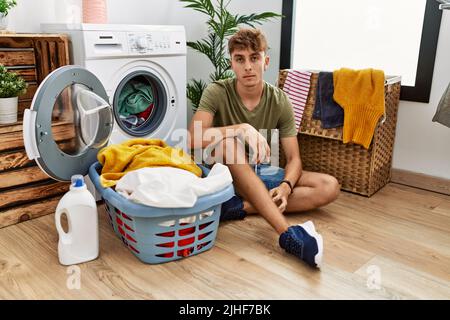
0, 183, 449, 299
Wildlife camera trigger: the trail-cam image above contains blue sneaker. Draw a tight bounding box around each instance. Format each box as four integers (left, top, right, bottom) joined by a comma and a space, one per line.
220, 195, 246, 221
279, 221, 323, 268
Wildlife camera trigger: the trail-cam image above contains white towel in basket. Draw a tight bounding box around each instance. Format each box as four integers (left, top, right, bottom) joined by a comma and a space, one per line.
115, 163, 233, 208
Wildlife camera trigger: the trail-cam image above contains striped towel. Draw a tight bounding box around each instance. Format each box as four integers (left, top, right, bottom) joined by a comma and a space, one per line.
282, 70, 313, 130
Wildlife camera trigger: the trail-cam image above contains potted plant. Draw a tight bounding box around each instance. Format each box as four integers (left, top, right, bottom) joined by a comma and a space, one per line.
180, 0, 281, 111
0, 64, 26, 124
0, 0, 17, 30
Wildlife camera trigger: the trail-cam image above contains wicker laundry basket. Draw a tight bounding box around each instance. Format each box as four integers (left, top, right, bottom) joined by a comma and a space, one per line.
278, 70, 401, 197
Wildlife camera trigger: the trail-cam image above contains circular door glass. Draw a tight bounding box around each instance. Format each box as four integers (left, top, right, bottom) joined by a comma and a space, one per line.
113, 71, 168, 136
51, 83, 113, 156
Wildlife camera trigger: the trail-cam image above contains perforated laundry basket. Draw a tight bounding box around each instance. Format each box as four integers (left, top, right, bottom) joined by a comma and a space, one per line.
89, 162, 234, 264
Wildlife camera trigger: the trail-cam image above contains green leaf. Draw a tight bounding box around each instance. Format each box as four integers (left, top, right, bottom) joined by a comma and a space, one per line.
210, 70, 234, 83
179, 0, 215, 18
207, 19, 222, 37
186, 79, 207, 112
187, 40, 214, 62
221, 11, 239, 37
208, 32, 222, 68
0, 0, 17, 15
235, 12, 282, 28
217, 57, 231, 73
0, 63, 27, 98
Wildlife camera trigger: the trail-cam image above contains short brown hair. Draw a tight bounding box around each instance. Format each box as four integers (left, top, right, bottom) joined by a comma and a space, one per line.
228, 28, 268, 55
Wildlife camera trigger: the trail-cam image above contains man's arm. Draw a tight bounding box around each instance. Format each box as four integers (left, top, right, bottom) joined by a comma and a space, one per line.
188, 110, 245, 150
188, 111, 270, 164
267, 136, 302, 212
280, 136, 302, 186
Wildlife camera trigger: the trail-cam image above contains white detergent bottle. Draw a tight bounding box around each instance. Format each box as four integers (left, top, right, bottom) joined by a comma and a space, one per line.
55, 174, 99, 265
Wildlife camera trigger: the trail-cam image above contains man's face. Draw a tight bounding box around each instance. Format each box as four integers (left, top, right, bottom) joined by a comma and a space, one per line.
230, 48, 269, 88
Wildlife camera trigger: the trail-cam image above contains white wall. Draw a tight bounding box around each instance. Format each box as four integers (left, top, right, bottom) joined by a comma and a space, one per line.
6, 0, 450, 179
392, 12, 450, 179
8, 0, 281, 125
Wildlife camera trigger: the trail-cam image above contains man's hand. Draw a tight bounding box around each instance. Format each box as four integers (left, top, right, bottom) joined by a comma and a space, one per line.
237, 123, 270, 164
269, 183, 291, 213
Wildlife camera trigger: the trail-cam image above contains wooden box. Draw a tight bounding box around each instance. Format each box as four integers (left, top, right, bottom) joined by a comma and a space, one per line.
0, 34, 72, 228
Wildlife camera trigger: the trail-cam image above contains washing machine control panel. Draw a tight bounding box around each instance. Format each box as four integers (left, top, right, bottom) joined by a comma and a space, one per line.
128, 32, 172, 54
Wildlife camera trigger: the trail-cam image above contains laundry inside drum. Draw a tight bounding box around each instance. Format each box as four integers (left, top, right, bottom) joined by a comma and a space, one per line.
114, 73, 167, 137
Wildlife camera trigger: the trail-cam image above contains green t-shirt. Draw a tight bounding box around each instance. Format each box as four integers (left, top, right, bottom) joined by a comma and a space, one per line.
197, 78, 297, 146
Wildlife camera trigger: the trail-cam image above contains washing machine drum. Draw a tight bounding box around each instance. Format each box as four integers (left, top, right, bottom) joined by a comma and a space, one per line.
113, 71, 167, 137
23, 65, 114, 181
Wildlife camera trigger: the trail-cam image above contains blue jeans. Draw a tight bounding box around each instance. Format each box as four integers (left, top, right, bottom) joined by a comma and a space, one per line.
252, 164, 285, 191
216, 164, 285, 221
202, 163, 285, 195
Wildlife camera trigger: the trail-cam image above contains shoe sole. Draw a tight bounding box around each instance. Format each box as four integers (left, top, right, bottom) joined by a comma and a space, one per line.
299, 220, 323, 269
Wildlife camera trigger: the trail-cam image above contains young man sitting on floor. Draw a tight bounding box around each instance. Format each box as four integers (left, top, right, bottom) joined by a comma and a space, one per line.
188, 28, 340, 268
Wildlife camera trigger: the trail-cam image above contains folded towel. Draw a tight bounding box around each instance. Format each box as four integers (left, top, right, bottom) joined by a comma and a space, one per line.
116, 163, 233, 208
97, 138, 202, 188
282, 70, 313, 131
333, 68, 385, 149
313, 71, 344, 129
432, 82, 450, 129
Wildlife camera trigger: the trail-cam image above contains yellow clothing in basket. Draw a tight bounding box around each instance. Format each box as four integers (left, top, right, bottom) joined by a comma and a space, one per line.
333, 68, 385, 149
97, 139, 202, 188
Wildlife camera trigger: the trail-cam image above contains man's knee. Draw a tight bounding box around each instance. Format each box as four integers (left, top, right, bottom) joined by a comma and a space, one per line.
304, 174, 340, 207
319, 175, 340, 203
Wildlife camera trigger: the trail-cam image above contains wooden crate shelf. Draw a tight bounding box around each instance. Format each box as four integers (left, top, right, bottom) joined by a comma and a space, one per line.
0, 33, 72, 228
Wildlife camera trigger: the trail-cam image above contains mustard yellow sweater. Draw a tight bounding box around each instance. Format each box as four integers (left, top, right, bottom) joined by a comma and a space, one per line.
333, 68, 385, 149
97, 138, 202, 188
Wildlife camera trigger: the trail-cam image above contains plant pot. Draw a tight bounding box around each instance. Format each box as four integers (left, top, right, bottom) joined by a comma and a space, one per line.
0, 96, 18, 124
82, 0, 107, 24
0, 13, 9, 30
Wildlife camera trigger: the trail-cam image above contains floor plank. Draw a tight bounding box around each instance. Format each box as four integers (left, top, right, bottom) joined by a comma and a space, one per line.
354, 256, 450, 300
0, 183, 449, 299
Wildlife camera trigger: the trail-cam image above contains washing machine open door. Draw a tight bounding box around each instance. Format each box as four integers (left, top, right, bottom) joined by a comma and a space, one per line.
23, 65, 114, 181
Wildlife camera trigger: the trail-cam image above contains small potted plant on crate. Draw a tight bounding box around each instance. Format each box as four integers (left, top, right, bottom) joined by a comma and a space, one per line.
0, 0, 17, 30
0, 64, 27, 124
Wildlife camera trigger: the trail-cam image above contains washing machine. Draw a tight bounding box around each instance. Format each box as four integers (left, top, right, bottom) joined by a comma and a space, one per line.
22, 24, 187, 198
41, 23, 187, 148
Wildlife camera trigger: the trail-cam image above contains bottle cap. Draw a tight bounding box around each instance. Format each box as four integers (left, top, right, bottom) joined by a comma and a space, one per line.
71, 174, 85, 188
